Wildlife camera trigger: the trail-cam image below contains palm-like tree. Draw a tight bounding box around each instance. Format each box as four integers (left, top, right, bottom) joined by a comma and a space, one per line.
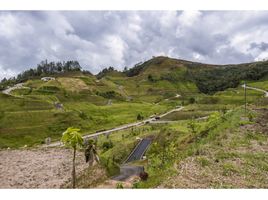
61, 127, 83, 189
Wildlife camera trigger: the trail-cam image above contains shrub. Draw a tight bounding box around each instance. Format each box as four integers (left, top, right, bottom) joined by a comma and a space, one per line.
247, 112, 254, 122
132, 181, 139, 188
197, 157, 210, 167
187, 119, 200, 135
79, 111, 88, 120
102, 140, 114, 151
222, 163, 238, 176
147, 74, 157, 82
137, 113, 144, 120
96, 90, 117, 99
116, 182, 124, 189
189, 97, 195, 104
139, 171, 149, 181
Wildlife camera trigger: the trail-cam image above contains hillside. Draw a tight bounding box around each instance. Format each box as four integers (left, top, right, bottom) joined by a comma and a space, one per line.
0, 56, 268, 188
1, 56, 268, 148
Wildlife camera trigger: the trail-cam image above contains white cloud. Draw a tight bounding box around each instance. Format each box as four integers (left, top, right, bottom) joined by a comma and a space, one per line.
0, 11, 268, 79
178, 10, 202, 27
0, 65, 18, 80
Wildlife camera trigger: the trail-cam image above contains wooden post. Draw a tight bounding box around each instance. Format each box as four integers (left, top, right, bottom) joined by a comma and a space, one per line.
244, 81, 247, 115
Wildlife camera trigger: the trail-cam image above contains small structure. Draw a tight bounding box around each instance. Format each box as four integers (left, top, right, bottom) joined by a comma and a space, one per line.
41, 77, 55, 82
107, 99, 112, 105
54, 102, 63, 110
45, 137, 51, 145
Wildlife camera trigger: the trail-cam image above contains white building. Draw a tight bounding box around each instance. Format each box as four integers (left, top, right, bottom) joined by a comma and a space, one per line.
41, 77, 55, 82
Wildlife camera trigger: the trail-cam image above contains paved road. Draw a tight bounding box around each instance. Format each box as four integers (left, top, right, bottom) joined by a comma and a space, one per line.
124, 138, 151, 163
112, 138, 151, 181
242, 84, 268, 97
112, 165, 144, 181
45, 106, 184, 147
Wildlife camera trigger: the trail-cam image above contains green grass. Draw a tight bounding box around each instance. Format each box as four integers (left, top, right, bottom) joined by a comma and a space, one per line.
0, 97, 169, 148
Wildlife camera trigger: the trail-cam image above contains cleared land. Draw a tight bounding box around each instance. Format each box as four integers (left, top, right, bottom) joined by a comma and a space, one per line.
0, 147, 89, 188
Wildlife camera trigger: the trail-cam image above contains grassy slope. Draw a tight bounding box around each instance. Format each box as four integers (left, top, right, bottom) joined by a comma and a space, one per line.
0, 71, 172, 148
97, 105, 267, 188
158, 107, 268, 188
77, 80, 267, 188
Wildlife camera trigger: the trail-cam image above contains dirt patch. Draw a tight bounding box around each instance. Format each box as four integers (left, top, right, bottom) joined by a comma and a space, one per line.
0, 147, 89, 188
57, 77, 89, 92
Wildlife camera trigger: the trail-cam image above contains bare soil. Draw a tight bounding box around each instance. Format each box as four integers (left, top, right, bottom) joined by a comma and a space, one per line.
0, 147, 89, 188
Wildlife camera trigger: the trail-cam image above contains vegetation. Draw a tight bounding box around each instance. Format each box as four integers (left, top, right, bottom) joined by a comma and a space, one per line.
0, 60, 83, 90
61, 127, 83, 189
190, 62, 268, 94
1, 56, 268, 188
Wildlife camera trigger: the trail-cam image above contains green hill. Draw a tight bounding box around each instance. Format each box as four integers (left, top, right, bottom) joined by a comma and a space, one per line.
0, 56, 268, 149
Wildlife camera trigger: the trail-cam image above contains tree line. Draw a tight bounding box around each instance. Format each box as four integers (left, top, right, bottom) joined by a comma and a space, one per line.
189, 62, 268, 94
0, 60, 84, 90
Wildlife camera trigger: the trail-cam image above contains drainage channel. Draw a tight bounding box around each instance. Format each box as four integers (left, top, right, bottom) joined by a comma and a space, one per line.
112, 138, 152, 181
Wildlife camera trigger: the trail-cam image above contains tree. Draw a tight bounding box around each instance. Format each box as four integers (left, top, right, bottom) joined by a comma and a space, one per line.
189, 97, 196, 104
187, 119, 199, 136
61, 127, 83, 189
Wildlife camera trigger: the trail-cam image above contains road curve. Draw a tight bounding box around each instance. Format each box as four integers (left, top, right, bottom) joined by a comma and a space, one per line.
2, 83, 30, 96
45, 106, 184, 147
242, 84, 268, 97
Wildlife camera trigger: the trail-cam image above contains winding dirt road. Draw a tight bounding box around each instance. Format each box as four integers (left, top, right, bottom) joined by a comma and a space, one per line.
242, 84, 268, 97
2, 83, 30, 96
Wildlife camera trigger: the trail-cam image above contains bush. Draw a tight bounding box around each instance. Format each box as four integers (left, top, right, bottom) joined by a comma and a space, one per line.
116, 182, 124, 189
147, 74, 158, 82
96, 90, 117, 99
139, 171, 149, 181
79, 111, 88, 120
189, 97, 195, 104
137, 113, 144, 120
247, 112, 254, 122
132, 181, 139, 188
102, 140, 114, 151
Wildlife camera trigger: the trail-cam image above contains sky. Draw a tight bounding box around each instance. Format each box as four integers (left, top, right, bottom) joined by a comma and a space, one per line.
1, 10, 268, 79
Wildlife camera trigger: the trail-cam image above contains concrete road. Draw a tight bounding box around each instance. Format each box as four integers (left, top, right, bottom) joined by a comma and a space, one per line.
124, 138, 151, 163
45, 106, 184, 147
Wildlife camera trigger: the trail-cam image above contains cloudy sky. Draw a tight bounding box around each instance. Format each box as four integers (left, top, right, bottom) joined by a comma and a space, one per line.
1, 11, 268, 79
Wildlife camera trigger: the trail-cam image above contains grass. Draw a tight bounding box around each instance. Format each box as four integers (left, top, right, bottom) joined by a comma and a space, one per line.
0, 96, 169, 148
1, 70, 268, 188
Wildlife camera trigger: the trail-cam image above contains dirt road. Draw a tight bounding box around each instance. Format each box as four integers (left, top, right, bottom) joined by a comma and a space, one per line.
242, 84, 268, 97
2, 83, 30, 96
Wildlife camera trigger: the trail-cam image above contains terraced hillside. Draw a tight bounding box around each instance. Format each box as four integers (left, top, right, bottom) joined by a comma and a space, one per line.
0, 56, 268, 188
1, 56, 268, 149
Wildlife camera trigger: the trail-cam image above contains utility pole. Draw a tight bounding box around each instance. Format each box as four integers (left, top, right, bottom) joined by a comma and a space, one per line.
244, 81, 247, 115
